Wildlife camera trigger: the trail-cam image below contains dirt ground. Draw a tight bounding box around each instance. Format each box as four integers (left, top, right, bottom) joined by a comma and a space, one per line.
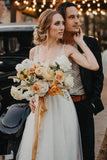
97, 128, 107, 160
95, 76, 107, 159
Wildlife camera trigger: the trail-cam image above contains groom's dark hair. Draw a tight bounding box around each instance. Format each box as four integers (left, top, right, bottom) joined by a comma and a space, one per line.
56, 1, 77, 20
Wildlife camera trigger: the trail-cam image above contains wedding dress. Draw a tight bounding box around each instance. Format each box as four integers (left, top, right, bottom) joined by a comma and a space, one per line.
16, 45, 83, 160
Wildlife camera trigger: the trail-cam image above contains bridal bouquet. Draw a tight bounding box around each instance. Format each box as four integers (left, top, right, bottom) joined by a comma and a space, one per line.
9, 55, 74, 101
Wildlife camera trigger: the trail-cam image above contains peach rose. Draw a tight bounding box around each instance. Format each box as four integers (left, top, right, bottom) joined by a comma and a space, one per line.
43, 68, 54, 80
47, 84, 61, 96
34, 64, 39, 69
30, 82, 41, 94
35, 67, 43, 76
28, 68, 36, 75
55, 70, 65, 83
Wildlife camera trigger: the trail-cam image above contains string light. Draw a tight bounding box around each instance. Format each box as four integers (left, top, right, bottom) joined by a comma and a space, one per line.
86, 11, 90, 15
93, 10, 98, 15
82, 1, 85, 4
29, 7, 32, 11
43, 0, 46, 5
52, 0, 56, 5
23, 1, 29, 5
80, 8, 83, 12
77, 4, 81, 8
14, 1, 20, 6
26, 6, 29, 10
87, 3, 91, 7
33, 0, 37, 5
14, 0, 107, 16
97, 8, 100, 11
101, 10, 106, 15
72, 1, 76, 4
50, 4, 53, 8
88, 8, 92, 12
33, 8, 36, 11
41, 5, 44, 8
39, 9, 42, 12
78, 11, 82, 15
97, 3, 100, 7
93, 0, 96, 3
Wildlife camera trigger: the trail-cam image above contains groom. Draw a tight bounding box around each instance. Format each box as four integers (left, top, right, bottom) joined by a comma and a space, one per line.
56, 1, 104, 160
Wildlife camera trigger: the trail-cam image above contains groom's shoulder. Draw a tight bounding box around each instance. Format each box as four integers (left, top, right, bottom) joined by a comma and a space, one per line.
83, 35, 98, 41
83, 35, 98, 44
83, 35, 97, 41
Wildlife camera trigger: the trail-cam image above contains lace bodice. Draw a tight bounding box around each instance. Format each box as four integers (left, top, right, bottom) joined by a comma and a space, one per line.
33, 45, 65, 64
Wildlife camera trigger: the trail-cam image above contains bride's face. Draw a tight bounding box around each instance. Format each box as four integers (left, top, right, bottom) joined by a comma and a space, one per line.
48, 13, 65, 40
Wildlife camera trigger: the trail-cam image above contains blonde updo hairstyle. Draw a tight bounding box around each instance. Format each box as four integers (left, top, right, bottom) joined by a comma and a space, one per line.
33, 9, 58, 45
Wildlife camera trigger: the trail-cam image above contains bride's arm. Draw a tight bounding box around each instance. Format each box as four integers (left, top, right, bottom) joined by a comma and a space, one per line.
66, 28, 99, 71
29, 47, 35, 60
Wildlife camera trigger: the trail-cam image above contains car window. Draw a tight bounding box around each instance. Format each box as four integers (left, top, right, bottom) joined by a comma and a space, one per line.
0, 38, 4, 54
8, 37, 19, 53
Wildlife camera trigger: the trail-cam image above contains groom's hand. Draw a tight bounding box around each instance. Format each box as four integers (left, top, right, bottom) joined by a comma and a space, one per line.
73, 27, 84, 44
29, 96, 36, 113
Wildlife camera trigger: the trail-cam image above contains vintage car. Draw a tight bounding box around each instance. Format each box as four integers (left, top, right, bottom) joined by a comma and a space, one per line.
0, 23, 36, 109
0, 23, 36, 159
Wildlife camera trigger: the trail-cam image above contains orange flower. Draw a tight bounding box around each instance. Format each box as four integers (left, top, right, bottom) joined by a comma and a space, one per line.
55, 70, 65, 84
24, 74, 28, 79
47, 84, 61, 96
17, 72, 28, 80
30, 82, 41, 94
34, 64, 39, 69
29, 68, 36, 75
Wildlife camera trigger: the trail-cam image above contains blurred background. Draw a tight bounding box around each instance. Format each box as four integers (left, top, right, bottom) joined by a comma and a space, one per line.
0, 0, 107, 50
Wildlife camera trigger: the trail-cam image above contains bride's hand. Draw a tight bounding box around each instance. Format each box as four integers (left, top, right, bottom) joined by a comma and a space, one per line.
74, 27, 84, 45
29, 96, 37, 113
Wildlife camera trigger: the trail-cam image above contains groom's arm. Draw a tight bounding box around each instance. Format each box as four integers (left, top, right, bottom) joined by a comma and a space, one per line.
88, 38, 104, 115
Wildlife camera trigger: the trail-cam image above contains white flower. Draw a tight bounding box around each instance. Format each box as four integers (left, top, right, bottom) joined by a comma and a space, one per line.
35, 67, 44, 76
64, 74, 74, 88
61, 89, 71, 101
43, 67, 54, 80
15, 63, 24, 72
10, 86, 23, 100
22, 59, 34, 70
13, 78, 20, 83
23, 91, 34, 101
54, 55, 72, 72
21, 80, 27, 86
39, 81, 49, 97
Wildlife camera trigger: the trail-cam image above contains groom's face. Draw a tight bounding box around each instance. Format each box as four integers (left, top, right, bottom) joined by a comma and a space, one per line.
65, 6, 80, 34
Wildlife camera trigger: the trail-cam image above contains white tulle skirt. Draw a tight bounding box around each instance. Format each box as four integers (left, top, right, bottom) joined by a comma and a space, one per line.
16, 95, 83, 160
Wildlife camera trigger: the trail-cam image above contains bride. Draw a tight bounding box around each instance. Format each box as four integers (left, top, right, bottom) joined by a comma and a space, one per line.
16, 9, 99, 160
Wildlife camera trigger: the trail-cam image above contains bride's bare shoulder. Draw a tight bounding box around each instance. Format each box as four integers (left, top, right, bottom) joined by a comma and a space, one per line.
29, 46, 38, 60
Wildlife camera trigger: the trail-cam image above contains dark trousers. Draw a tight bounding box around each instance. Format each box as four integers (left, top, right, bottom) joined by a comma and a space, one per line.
74, 100, 95, 160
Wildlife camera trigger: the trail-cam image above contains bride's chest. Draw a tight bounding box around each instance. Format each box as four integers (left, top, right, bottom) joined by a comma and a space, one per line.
37, 50, 63, 63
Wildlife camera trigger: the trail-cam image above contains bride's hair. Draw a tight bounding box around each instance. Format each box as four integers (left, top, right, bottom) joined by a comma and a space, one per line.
33, 9, 58, 45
